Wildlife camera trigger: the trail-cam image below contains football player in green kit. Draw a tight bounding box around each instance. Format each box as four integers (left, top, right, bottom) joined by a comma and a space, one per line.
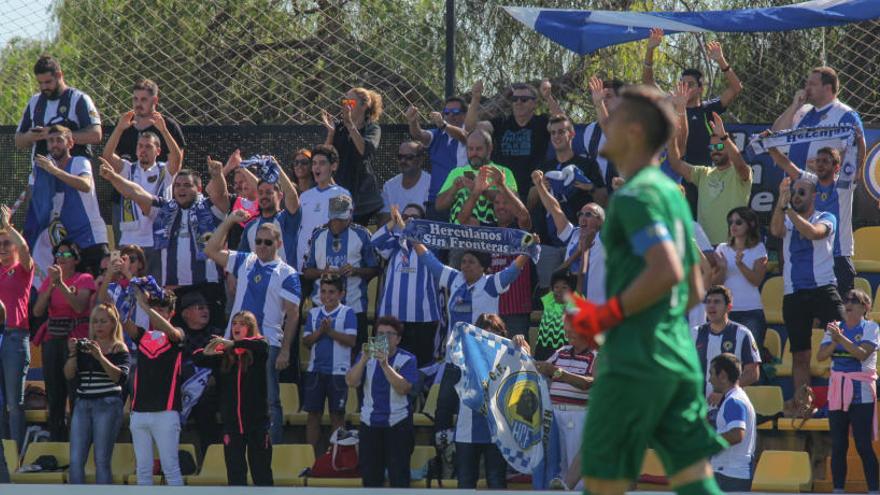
568, 85, 726, 495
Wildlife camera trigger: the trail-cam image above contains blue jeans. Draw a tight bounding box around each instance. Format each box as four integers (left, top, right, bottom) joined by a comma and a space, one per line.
455, 441, 507, 489
729, 309, 766, 349
0, 328, 30, 447
69, 395, 124, 484
266, 345, 283, 444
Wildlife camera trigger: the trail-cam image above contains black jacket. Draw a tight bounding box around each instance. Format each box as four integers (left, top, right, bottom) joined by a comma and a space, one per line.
193, 337, 269, 434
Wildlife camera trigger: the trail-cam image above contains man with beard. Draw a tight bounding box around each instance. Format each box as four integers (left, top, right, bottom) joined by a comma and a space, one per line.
771, 174, 844, 400
15, 55, 102, 159
377, 141, 431, 226
435, 130, 517, 225
177, 292, 223, 454
237, 165, 302, 269
667, 111, 752, 246
34, 125, 109, 275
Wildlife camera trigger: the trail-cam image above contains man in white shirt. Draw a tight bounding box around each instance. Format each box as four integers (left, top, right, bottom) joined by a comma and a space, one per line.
708, 353, 756, 492
377, 141, 431, 225
296, 145, 351, 271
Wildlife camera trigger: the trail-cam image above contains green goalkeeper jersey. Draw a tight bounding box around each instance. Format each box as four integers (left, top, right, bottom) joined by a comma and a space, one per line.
597, 165, 703, 382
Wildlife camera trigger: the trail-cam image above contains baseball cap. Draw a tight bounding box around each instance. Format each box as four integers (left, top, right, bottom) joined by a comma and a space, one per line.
179, 292, 208, 312
328, 195, 353, 220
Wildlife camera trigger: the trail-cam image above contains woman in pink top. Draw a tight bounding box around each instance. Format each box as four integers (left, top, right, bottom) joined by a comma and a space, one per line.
33, 240, 96, 441
0, 205, 34, 448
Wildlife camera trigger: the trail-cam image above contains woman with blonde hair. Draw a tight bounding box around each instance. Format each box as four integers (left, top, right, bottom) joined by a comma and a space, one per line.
193, 310, 273, 486
65, 303, 131, 484
322, 86, 384, 225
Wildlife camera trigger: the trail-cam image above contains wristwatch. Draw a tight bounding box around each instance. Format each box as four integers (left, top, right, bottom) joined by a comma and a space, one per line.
552, 368, 564, 380
781, 204, 790, 212
720, 134, 730, 141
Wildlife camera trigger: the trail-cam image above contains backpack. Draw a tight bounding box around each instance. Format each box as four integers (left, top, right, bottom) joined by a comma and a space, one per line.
309, 427, 360, 478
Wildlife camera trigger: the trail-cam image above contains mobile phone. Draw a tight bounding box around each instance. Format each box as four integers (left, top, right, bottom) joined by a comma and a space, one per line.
30, 126, 45, 133
110, 250, 121, 265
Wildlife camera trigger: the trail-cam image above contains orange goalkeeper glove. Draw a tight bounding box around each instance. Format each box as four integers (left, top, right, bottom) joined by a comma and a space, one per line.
566, 293, 624, 344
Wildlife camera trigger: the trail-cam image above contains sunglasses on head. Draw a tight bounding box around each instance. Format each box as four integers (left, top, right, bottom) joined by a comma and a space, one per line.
442, 108, 464, 116
728, 219, 744, 226
341, 98, 357, 108
254, 238, 274, 246
397, 153, 419, 161
294, 159, 311, 166
55, 251, 76, 259
510, 95, 536, 103
708, 143, 725, 152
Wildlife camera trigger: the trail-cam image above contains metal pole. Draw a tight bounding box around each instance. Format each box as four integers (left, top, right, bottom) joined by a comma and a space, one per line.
445, 0, 455, 99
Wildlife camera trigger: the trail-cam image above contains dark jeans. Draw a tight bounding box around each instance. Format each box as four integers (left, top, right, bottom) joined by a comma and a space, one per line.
42, 337, 71, 441
189, 385, 221, 455
834, 255, 856, 297
729, 309, 766, 349
359, 419, 414, 487
715, 472, 752, 492
224, 429, 273, 486
455, 441, 507, 489
830, 403, 879, 491
399, 321, 439, 368
0, 328, 30, 447
355, 312, 369, 354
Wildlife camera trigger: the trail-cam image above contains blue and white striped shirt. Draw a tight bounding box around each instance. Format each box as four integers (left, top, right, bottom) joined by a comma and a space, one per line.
782, 211, 837, 294
225, 251, 302, 347
359, 348, 418, 427
371, 226, 440, 323
305, 224, 379, 313
419, 250, 520, 333
155, 198, 224, 287
50, 157, 108, 249
304, 304, 357, 375
238, 210, 302, 268
790, 100, 863, 170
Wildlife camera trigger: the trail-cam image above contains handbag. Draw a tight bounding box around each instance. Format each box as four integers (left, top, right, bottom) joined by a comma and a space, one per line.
309, 427, 360, 478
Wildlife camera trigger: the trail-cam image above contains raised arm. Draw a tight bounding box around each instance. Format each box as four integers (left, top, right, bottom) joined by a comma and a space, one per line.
767, 146, 803, 180
341, 106, 366, 156
706, 41, 743, 108
710, 113, 751, 183
588, 77, 609, 131
405, 106, 433, 146
540, 79, 563, 117
98, 158, 155, 214
320, 109, 336, 146
463, 80, 483, 133
770, 177, 791, 239
102, 111, 135, 173
436, 172, 472, 212
206, 154, 232, 214
490, 166, 530, 229
35, 154, 92, 193
455, 182, 483, 226
274, 160, 300, 214
531, 170, 570, 235
152, 113, 182, 175
134, 288, 183, 342
666, 109, 695, 183
204, 209, 249, 268
772, 90, 806, 131
642, 28, 663, 87
0, 204, 32, 272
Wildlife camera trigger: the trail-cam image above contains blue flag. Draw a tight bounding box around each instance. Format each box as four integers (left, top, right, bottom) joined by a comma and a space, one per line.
446, 322, 555, 483
505, 0, 880, 55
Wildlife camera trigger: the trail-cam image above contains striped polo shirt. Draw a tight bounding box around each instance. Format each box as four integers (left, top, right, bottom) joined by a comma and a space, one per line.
547, 345, 596, 405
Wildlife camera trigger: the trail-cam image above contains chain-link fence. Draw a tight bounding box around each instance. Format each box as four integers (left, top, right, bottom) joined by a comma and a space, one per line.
0, 1, 878, 128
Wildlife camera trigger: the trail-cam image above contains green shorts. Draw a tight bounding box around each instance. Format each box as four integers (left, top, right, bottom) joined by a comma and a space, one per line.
581, 373, 726, 481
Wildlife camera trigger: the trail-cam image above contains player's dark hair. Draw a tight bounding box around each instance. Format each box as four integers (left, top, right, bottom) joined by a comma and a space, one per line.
681, 68, 703, 86
548, 113, 574, 131
149, 289, 177, 311
616, 85, 677, 153
34, 55, 61, 76
711, 353, 742, 383
705, 285, 733, 306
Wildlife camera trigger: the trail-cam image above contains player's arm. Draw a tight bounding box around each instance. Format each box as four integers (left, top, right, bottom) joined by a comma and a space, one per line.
687, 252, 707, 312
531, 170, 569, 235
619, 240, 685, 317
275, 162, 300, 214
588, 77, 610, 131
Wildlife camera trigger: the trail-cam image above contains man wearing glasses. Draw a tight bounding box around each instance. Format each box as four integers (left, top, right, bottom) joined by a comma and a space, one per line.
376, 141, 431, 226
464, 79, 563, 201
770, 174, 844, 397
667, 111, 752, 246
406, 98, 469, 220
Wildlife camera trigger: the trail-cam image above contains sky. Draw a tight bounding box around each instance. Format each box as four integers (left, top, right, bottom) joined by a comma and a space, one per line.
0, 0, 55, 48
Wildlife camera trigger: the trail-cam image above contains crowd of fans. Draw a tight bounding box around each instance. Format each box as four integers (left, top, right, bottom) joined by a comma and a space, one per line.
0, 28, 874, 491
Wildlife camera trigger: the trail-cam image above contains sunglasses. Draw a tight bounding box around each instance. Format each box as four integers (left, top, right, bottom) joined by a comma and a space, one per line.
375, 331, 398, 337
442, 108, 464, 116
728, 219, 744, 226
293, 159, 311, 167
708, 143, 725, 152
341, 98, 357, 108
254, 238, 274, 246
402, 213, 420, 220
845, 296, 865, 305
0, 240, 12, 248
55, 251, 76, 259
510, 96, 537, 103
577, 211, 597, 218
794, 188, 810, 197
397, 153, 419, 161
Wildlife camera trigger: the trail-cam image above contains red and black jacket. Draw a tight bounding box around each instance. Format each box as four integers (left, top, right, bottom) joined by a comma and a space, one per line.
193, 337, 269, 434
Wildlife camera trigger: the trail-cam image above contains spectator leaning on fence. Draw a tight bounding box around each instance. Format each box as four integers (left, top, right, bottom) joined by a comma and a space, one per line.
768, 140, 866, 296
707, 353, 756, 492
193, 311, 274, 486
817, 288, 880, 494
15, 55, 102, 159
405, 98, 469, 220
690, 285, 761, 406
323, 87, 385, 226
0, 204, 34, 449
376, 140, 431, 226
65, 303, 130, 485
711, 207, 768, 348
33, 240, 96, 441
371, 205, 441, 367
204, 209, 302, 445
770, 174, 844, 399
346, 315, 418, 488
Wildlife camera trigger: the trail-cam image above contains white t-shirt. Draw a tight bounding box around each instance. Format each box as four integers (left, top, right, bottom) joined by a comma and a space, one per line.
118, 159, 173, 247
715, 242, 767, 312
380, 171, 431, 213
711, 386, 756, 480
296, 184, 351, 270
